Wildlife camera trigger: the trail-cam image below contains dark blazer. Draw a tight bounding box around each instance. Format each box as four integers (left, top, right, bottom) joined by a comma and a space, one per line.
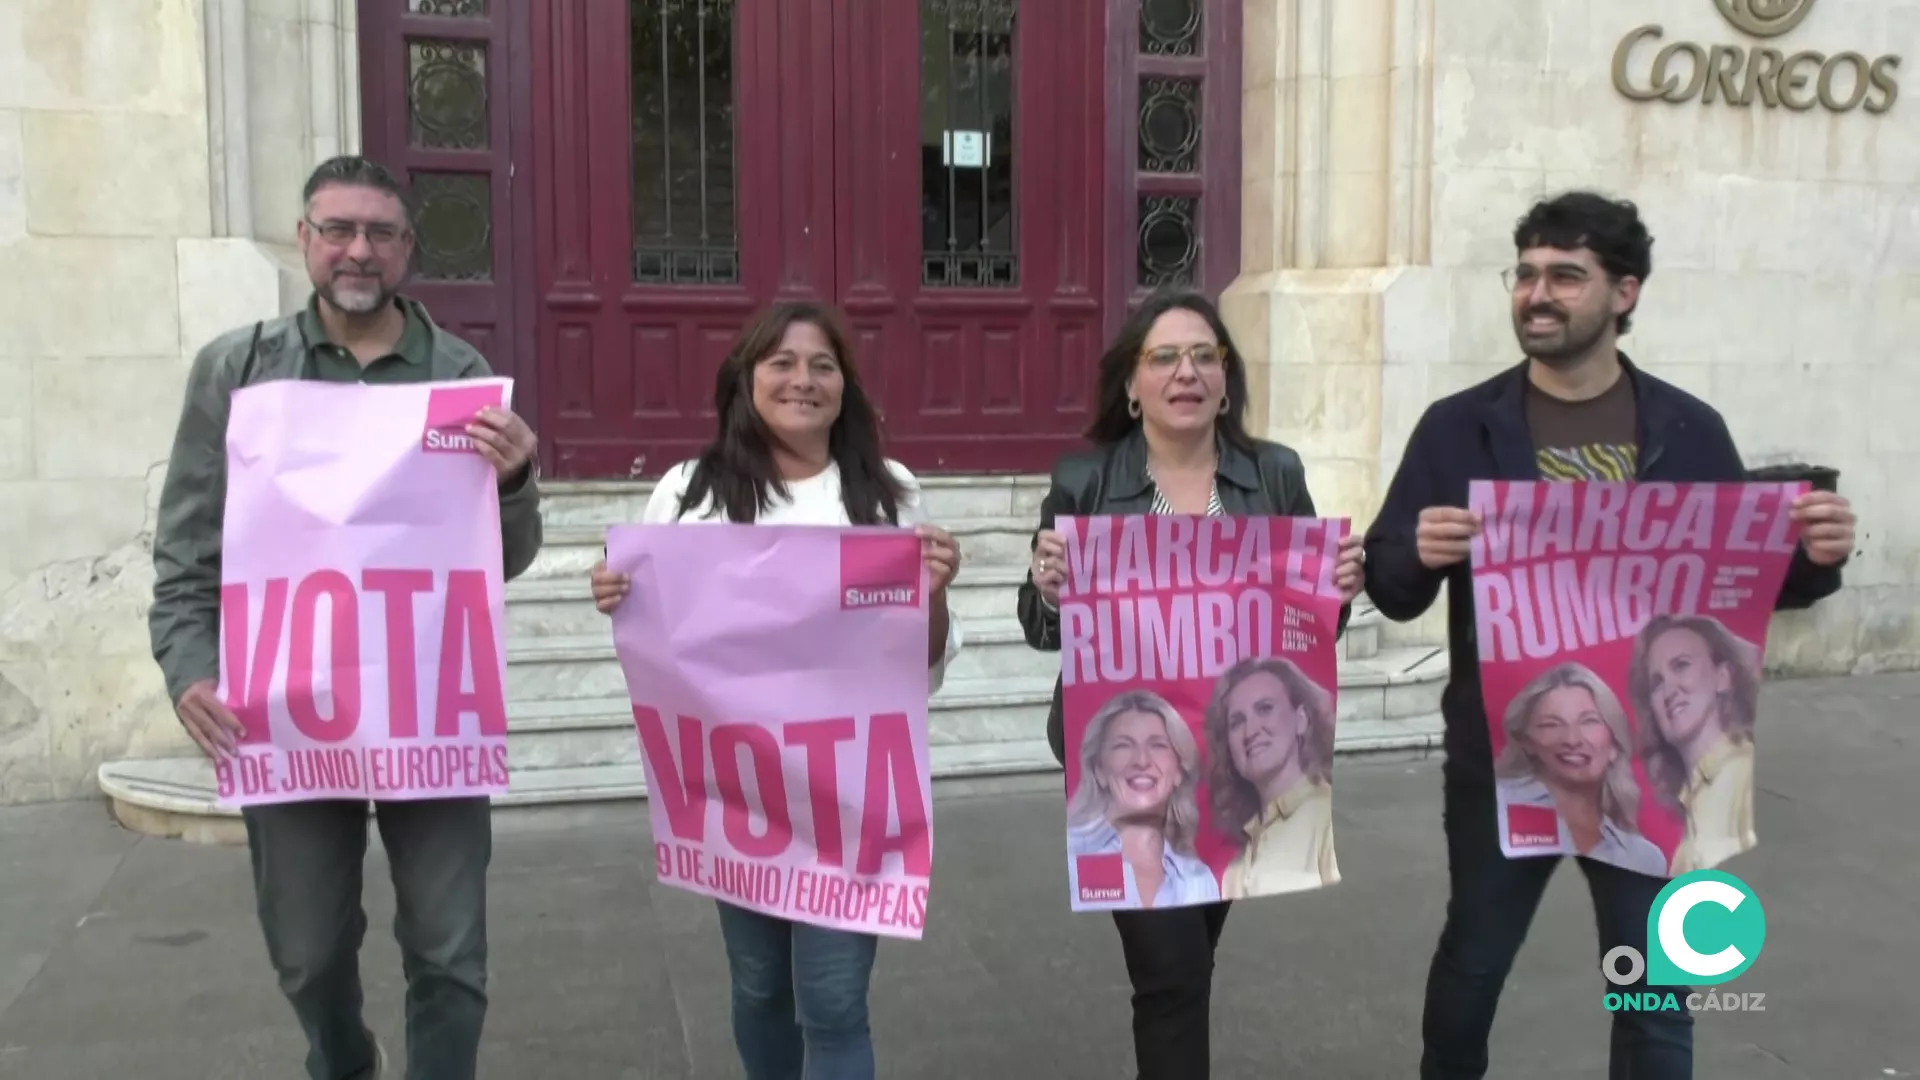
1362, 356, 1844, 784
1016, 427, 1353, 765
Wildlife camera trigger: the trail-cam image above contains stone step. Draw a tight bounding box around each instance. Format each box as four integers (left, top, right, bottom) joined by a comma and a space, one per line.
505, 641, 1437, 771
96, 739, 1071, 846
96, 645, 1449, 845
536, 476, 1052, 529
501, 607, 1392, 704
506, 564, 1041, 636
522, 517, 1040, 581
504, 619, 1023, 701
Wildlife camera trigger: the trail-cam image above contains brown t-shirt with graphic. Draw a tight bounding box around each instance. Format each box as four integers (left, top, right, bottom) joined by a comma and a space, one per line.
1526, 373, 1639, 481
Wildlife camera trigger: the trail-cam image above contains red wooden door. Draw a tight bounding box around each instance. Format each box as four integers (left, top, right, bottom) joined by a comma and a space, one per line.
530, 0, 1107, 480
358, 1, 533, 413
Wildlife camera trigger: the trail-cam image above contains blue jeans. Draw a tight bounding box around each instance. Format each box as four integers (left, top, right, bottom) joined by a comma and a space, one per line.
715, 901, 880, 1080
243, 797, 491, 1080
1420, 774, 1693, 1079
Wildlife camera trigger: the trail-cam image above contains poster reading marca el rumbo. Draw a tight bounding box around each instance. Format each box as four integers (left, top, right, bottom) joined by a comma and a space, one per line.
1056, 514, 1347, 911
1469, 480, 1806, 879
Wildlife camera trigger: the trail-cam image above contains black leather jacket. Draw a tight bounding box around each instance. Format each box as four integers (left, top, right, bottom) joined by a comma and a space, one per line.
1015, 427, 1352, 764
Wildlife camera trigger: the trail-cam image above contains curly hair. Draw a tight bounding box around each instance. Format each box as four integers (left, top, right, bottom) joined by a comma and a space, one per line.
1065, 690, 1205, 857
1203, 658, 1337, 845
1630, 615, 1761, 816
1493, 662, 1646, 834
1512, 190, 1655, 333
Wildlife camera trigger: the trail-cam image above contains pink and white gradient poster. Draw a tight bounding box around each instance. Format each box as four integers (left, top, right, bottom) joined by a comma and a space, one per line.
1470, 480, 1805, 879
215, 378, 513, 808
605, 524, 935, 940
1057, 514, 1348, 912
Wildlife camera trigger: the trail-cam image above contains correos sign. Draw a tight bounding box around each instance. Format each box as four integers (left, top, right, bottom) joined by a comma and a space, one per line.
1611, 0, 1901, 114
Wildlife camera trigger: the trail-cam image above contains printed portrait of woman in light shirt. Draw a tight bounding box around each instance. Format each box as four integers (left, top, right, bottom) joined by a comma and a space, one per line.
1494, 662, 1667, 877
1066, 690, 1221, 909
1204, 657, 1340, 898
1629, 614, 1763, 876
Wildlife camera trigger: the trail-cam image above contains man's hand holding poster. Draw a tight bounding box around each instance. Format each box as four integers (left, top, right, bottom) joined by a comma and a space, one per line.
1470, 480, 1806, 878
1057, 514, 1348, 911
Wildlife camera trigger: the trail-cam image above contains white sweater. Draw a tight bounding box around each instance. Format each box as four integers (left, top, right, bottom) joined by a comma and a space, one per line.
643, 458, 963, 694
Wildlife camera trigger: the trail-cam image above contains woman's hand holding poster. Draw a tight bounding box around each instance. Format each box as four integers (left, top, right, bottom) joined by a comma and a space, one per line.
1057, 514, 1348, 911
1469, 480, 1806, 879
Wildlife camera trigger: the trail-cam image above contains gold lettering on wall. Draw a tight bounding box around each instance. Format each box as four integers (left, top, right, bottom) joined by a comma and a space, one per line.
1611, 23, 1901, 114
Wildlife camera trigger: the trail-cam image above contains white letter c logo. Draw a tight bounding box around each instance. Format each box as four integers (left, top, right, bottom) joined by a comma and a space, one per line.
1658, 880, 1747, 978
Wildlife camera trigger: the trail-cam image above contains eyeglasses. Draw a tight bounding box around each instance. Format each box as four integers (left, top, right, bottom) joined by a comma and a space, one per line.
1502, 264, 1595, 299
1140, 344, 1227, 372
306, 218, 409, 248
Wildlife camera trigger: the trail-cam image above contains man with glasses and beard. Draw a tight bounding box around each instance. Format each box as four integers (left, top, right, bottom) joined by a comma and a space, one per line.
149, 155, 542, 1080
1362, 190, 1857, 1078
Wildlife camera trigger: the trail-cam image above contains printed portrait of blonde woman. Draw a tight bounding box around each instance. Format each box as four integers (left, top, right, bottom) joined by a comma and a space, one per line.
1066, 690, 1221, 909
1203, 658, 1340, 898
1494, 663, 1666, 877
1629, 614, 1763, 876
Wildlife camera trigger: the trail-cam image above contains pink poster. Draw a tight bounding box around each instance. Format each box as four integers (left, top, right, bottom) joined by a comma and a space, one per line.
1057, 514, 1348, 911
215, 378, 512, 808
1469, 480, 1806, 878
605, 524, 935, 940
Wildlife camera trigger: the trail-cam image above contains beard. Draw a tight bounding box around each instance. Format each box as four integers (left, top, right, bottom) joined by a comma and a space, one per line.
319, 269, 397, 316
1514, 303, 1609, 367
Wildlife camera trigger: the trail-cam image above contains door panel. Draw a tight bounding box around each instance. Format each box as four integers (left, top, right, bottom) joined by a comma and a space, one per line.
532, 0, 1106, 480
360, 1, 529, 403
881, 0, 1107, 472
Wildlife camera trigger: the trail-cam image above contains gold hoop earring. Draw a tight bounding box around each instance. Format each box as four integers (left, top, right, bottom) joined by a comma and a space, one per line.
1127, 398, 1142, 419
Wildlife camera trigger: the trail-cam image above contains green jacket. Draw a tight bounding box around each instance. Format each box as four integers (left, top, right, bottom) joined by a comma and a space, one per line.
149, 299, 544, 705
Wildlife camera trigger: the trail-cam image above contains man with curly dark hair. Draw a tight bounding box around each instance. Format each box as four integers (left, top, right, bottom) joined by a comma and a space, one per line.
1363, 190, 1858, 1078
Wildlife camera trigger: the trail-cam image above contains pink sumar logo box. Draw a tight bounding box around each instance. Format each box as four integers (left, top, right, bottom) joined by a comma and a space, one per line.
1077, 853, 1125, 903
838, 533, 921, 610
422, 384, 504, 454
1506, 803, 1561, 850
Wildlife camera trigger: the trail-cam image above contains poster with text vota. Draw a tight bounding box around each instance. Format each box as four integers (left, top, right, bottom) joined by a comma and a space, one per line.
1470, 480, 1806, 878
1057, 514, 1348, 911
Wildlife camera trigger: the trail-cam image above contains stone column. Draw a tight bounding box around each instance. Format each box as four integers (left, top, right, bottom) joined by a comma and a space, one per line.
196, 0, 362, 322
1223, 0, 1449, 645
1224, 0, 1446, 512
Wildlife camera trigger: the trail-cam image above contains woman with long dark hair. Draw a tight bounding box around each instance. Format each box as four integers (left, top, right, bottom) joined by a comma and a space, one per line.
1016, 287, 1365, 1078
589, 301, 962, 1080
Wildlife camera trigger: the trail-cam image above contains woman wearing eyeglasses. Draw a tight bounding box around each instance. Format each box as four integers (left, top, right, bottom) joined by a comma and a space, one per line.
1016, 287, 1366, 1079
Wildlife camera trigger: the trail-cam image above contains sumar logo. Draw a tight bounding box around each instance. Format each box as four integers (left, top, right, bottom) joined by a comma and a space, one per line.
838, 533, 922, 610
1602, 869, 1769, 1014
422, 384, 503, 455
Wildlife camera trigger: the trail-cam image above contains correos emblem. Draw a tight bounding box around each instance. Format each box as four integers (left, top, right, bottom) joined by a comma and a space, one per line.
1713, 0, 1817, 38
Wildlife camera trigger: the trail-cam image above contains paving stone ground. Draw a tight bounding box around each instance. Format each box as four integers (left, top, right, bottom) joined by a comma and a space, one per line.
3, 672, 1918, 1079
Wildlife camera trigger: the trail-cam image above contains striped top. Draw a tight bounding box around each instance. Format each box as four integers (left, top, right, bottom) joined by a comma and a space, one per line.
1149, 473, 1226, 516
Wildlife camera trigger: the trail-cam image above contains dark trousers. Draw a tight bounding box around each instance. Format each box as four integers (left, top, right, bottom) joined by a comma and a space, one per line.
243, 797, 493, 1080
1420, 775, 1693, 1079
1112, 900, 1232, 1079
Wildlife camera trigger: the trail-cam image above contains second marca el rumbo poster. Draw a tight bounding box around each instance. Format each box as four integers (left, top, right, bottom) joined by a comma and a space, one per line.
1469, 480, 1805, 879
1057, 514, 1347, 911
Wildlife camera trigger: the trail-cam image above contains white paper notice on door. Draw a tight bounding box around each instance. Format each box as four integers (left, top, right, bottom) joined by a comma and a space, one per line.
942, 130, 990, 169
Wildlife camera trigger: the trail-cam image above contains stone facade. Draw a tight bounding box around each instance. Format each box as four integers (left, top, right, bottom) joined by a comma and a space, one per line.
1225, 0, 1920, 669
0, 0, 356, 803
2, 0, 1914, 804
